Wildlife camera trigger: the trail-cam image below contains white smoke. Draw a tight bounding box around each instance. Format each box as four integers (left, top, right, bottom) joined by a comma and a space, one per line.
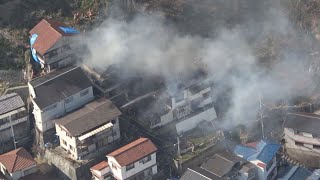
83, 1, 316, 128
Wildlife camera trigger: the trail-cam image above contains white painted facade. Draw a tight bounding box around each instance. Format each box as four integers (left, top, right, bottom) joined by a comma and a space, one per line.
92, 165, 111, 180
29, 83, 94, 132
0, 163, 37, 180
55, 118, 121, 160
95, 153, 157, 180
152, 86, 217, 134
249, 155, 277, 180
284, 127, 320, 154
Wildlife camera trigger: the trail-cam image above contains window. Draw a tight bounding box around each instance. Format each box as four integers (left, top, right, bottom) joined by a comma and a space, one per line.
65, 96, 73, 104
44, 103, 57, 112
126, 163, 135, 171
314, 145, 320, 149
62, 140, 67, 146
140, 155, 151, 164
295, 141, 304, 146
69, 145, 75, 152
112, 163, 117, 170
80, 89, 89, 97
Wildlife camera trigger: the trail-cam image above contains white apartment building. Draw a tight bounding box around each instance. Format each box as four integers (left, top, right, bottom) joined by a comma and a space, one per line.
0, 93, 30, 152
28, 66, 94, 132
91, 138, 158, 180
151, 82, 217, 134
55, 98, 122, 160
29, 19, 82, 72
283, 112, 320, 168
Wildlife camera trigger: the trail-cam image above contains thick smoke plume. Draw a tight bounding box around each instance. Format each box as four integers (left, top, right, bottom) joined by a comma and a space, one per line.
83, 1, 317, 129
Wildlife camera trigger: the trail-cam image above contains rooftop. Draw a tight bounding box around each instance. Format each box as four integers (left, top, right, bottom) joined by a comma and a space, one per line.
55, 98, 121, 137
284, 112, 320, 137
180, 168, 218, 180
234, 139, 281, 165
30, 66, 93, 109
107, 138, 157, 167
200, 151, 247, 178
29, 19, 79, 55
0, 147, 36, 173
0, 93, 25, 116
90, 160, 109, 171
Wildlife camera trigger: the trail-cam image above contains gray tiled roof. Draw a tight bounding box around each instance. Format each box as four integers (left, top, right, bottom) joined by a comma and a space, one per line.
30, 66, 93, 109
55, 98, 122, 136
0, 93, 25, 115
180, 168, 216, 180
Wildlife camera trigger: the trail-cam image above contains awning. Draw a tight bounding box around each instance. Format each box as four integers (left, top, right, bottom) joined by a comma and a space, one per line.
78, 123, 113, 141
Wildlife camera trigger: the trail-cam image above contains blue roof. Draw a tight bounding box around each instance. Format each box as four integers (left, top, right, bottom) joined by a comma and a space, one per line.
256, 143, 281, 164
59, 26, 80, 34
234, 139, 281, 164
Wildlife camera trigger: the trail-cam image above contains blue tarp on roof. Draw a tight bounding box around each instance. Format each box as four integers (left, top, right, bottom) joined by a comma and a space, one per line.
234, 139, 281, 164
59, 26, 80, 34
30, 34, 40, 64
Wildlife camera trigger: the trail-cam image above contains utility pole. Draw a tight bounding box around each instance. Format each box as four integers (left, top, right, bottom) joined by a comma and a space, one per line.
9, 116, 17, 149
176, 136, 181, 159
259, 95, 265, 139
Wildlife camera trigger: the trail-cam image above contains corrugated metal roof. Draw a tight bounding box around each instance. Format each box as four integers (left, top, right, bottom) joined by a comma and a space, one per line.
0, 93, 25, 115
234, 139, 281, 164
180, 168, 213, 180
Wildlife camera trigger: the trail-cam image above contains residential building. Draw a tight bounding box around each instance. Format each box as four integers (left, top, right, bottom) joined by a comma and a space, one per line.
180, 151, 257, 180
28, 66, 94, 133
0, 147, 37, 180
29, 19, 82, 72
91, 138, 157, 180
283, 112, 320, 168
234, 140, 281, 180
150, 81, 217, 134
55, 98, 122, 160
0, 93, 30, 153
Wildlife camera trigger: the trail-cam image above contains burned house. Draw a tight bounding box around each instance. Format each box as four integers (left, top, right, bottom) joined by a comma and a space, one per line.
28, 66, 94, 146
82, 64, 127, 104
0, 93, 30, 153
55, 98, 122, 160
180, 151, 257, 180
148, 80, 217, 134
29, 19, 82, 72
283, 112, 320, 168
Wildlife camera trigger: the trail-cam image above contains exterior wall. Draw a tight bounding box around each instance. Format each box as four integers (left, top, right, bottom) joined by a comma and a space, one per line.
284, 128, 320, 168
0, 107, 29, 147
10, 164, 37, 180
56, 118, 120, 160
44, 36, 83, 70
250, 157, 277, 180
155, 87, 215, 130
284, 128, 320, 153
175, 107, 217, 134
91, 167, 111, 180
33, 86, 94, 132
55, 124, 78, 158
107, 153, 157, 180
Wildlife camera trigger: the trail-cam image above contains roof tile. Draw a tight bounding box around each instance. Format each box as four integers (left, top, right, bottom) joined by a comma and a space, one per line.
107, 138, 157, 166
0, 148, 36, 173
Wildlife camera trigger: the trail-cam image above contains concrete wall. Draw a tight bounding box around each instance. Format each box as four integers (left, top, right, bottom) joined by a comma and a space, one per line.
44, 149, 98, 180
175, 107, 217, 134
32, 86, 94, 132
